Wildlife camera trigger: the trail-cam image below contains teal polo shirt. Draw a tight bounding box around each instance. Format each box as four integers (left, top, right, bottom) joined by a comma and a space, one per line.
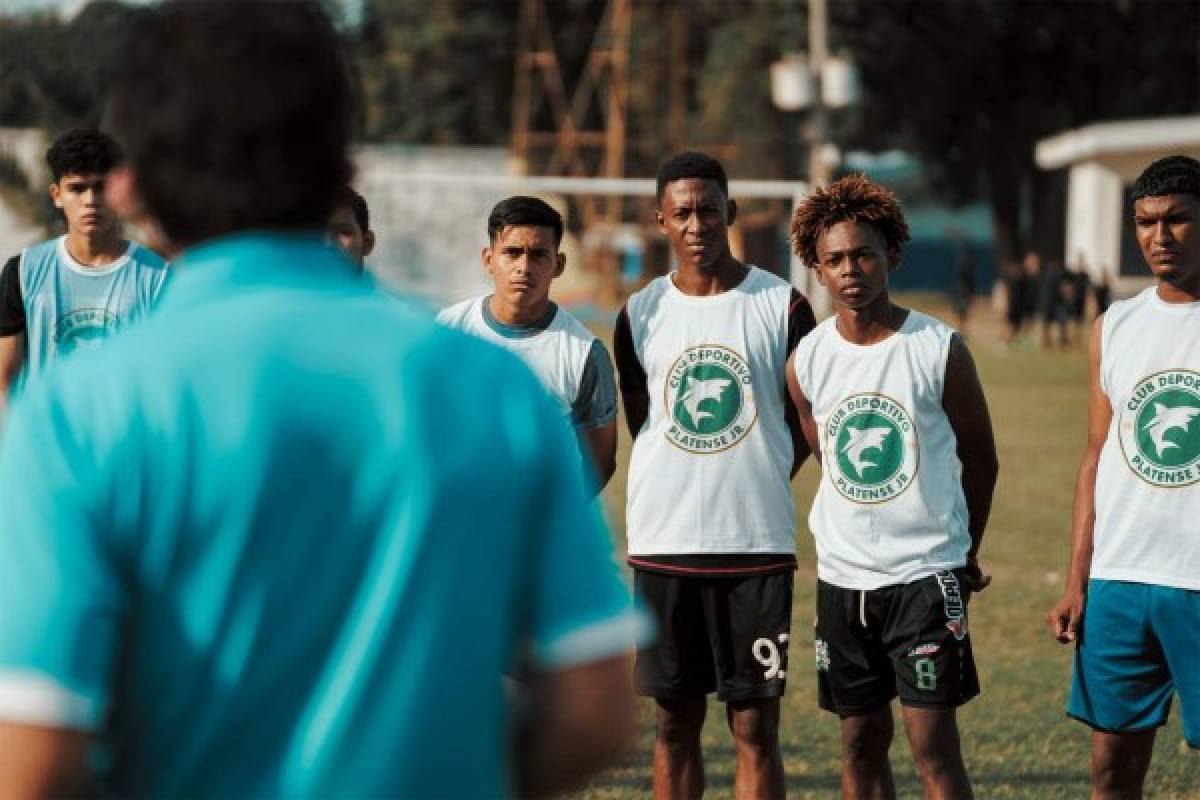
0, 233, 645, 798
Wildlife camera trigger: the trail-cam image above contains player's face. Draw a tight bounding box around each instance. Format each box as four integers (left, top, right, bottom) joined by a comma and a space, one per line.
326, 206, 374, 268
50, 172, 116, 238
657, 178, 736, 274
814, 219, 895, 311
1134, 193, 1200, 294
483, 224, 564, 310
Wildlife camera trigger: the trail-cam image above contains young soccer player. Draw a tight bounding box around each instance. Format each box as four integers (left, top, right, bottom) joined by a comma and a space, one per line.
0, 3, 644, 797
614, 151, 816, 798
1048, 155, 1200, 797
0, 129, 167, 402
439, 196, 618, 491
326, 186, 375, 269
788, 174, 998, 800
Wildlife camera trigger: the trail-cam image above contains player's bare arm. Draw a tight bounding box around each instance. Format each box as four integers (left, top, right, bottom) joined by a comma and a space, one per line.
786, 357, 821, 466
514, 653, 637, 799
613, 307, 648, 437
0, 723, 92, 799
783, 379, 811, 478
784, 291, 817, 478
1048, 314, 1110, 644
941, 332, 999, 594
580, 421, 617, 492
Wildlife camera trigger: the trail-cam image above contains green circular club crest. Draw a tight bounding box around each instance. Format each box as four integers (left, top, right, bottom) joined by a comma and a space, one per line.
1119, 369, 1200, 488
664, 345, 757, 453
55, 309, 119, 354
825, 393, 919, 504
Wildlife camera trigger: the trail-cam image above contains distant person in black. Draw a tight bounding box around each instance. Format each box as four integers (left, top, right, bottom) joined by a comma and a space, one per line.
950, 239, 975, 334
1003, 259, 1029, 343
1065, 253, 1091, 344
1094, 270, 1112, 316
1037, 257, 1069, 349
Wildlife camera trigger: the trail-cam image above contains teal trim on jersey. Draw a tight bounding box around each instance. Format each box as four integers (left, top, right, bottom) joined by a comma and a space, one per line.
480, 294, 558, 338
0, 231, 642, 798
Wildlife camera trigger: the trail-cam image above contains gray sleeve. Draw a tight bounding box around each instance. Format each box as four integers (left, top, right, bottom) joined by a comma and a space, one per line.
571, 338, 618, 429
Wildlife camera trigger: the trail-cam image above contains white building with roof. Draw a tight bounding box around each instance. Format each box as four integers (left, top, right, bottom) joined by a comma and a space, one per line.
1036, 115, 1200, 294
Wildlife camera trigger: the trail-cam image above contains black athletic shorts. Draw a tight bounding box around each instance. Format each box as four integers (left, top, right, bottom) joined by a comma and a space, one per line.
814, 570, 980, 717
633, 569, 793, 702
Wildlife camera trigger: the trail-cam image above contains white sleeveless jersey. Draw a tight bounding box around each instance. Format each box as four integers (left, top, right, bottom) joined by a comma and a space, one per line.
624, 267, 796, 555
19, 237, 168, 381
793, 311, 969, 590
438, 296, 597, 424
1093, 288, 1200, 590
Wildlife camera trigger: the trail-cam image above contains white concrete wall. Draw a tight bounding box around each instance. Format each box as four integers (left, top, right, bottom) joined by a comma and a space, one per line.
0, 127, 47, 188
1064, 161, 1123, 285
0, 195, 41, 262
354, 146, 525, 307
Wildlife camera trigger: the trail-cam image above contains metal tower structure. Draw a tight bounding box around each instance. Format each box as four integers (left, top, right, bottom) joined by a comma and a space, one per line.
510, 0, 631, 227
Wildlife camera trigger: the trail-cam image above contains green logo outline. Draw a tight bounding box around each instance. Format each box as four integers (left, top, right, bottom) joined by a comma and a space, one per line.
824, 392, 919, 504
662, 344, 758, 455
1119, 369, 1200, 488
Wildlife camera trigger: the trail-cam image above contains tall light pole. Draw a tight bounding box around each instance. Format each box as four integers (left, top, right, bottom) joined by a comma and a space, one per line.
807, 0, 830, 190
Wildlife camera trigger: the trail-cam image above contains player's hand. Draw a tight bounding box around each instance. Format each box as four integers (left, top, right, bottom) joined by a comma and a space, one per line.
960, 559, 991, 595
1047, 588, 1085, 644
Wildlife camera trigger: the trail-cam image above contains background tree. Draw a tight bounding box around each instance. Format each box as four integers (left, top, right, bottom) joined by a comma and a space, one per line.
5, 0, 1199, 272
837, 0, 1200, 266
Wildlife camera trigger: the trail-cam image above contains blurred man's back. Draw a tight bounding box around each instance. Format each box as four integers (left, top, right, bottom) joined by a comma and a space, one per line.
0, 4, 642, 798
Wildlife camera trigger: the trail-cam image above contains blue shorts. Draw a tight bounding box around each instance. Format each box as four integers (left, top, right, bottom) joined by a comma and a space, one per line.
1068, 580, 1200, 747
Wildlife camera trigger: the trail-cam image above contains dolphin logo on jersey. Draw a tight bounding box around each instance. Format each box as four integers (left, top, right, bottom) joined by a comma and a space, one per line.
678, 373, 732, 426
665, 345, 756, 453
1141, 402, 1200, 459
840, 425, 892, 479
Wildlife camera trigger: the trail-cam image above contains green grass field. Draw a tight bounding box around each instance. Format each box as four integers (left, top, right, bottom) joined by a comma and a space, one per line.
581, 295, 1199, 798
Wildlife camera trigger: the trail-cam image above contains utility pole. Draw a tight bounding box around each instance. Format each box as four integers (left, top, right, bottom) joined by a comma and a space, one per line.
807, 0, 830, 190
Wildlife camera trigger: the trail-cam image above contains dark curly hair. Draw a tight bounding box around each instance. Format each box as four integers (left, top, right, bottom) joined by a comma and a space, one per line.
789, 174, 910, 268
45, 129, 122, 182
1132, 155, 1200, 202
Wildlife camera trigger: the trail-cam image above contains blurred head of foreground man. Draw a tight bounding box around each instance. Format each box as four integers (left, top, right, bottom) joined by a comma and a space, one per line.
0, 3, 645, 798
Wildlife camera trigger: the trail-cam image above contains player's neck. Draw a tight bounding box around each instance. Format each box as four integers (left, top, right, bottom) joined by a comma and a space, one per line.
834, 296, 908, 345
673, 255, 748, 297
488, 292, 551, 327
1155, 273, 1200, 304
64, 228, 127, 268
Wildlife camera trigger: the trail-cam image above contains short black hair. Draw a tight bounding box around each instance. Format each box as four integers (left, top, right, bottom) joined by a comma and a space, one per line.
656, 151, 728, 202
103, 1, 354, 248
45, 129, 122, 182
337, 186, 370, 233
1132, 155, 1200, 202
487, 196, 563, 246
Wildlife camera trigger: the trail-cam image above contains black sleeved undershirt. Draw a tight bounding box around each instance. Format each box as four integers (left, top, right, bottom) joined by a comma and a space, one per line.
612, 305, 647, 397
0, 255, 25, 337
786, 288, 817, 355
